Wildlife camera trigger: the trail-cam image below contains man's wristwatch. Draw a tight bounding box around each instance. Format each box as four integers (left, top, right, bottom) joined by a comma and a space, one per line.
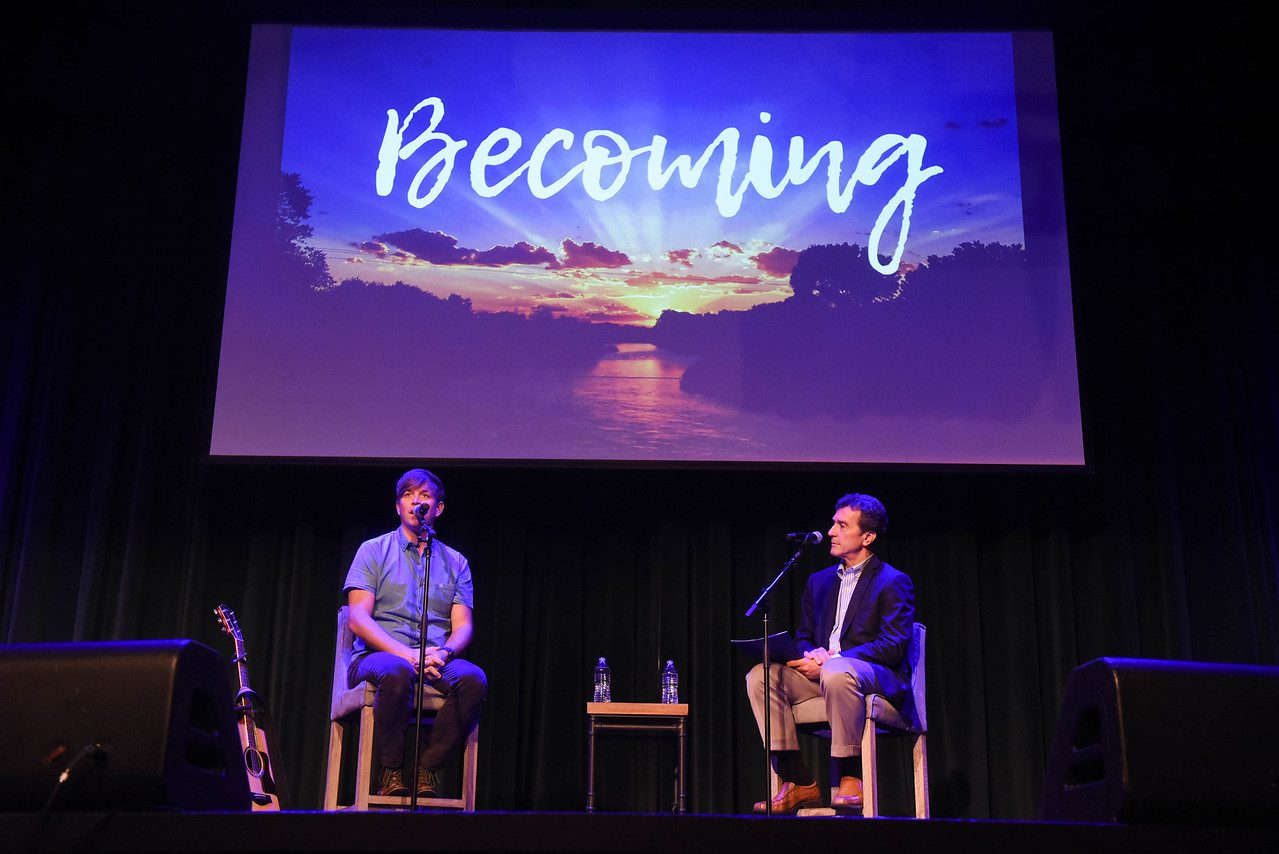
439, 646, 454, 662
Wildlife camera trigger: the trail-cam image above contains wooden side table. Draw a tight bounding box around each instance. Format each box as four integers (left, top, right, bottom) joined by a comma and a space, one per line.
586, 702, 688, 813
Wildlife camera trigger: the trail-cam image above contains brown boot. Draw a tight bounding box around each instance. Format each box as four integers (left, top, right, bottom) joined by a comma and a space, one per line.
753, 780, 822, 814
376, 766, 409, 796
415, 767, 440, 798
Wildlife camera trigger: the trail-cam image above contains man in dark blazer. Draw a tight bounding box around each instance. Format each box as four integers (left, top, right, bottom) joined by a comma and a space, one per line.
746, 493, 915, 813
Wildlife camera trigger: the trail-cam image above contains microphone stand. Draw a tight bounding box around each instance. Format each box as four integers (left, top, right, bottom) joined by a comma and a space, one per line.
745, 543, 807, 816
410, 519, 435, 811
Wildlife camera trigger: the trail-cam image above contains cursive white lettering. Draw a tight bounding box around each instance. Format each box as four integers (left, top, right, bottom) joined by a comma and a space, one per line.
471, 128, 528, 197
376, 98, 943, 272
376, 97, 469, 208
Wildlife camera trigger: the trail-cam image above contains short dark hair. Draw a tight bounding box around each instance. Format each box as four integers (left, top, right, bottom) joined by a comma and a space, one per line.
396, 468, 445, 503
835, 493, 888, 537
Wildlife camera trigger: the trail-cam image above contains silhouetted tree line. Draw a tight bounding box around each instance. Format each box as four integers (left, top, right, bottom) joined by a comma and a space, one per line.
277, 172, 335, 292
654, 240, 1057, 421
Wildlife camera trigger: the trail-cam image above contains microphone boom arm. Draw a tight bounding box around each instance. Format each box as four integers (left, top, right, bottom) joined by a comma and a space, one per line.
745, 545, 806, 619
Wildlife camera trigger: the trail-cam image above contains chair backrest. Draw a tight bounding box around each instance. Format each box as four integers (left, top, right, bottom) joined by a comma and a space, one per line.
330, 606, 355, 720
904, 622, 927, 732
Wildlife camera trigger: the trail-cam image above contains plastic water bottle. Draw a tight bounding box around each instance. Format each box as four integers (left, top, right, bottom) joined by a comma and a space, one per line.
661, 660, 678, 703
593, 657, 612, 702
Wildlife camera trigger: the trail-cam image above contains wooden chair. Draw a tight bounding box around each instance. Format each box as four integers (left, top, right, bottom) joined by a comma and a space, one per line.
323, 606, 479, 811
778, 622, 929, 818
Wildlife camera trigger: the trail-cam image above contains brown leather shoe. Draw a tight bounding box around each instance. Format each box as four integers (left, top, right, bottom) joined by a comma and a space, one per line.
831, 775, 863, 809
753, 780, 822, 814
376, 766, 409, 797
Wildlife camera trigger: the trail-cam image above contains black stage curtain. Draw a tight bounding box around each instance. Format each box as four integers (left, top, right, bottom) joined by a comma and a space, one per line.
3, 3, 1275, 819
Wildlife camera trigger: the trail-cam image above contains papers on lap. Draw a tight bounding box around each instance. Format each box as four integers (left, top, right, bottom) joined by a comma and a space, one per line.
731, 631, 803, 663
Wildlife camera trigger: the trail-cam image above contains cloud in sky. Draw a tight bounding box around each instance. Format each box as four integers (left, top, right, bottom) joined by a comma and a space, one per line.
373, 229, 474, 265
706, 240, 746, 256
567, 296, 652, 324
749, 246, 800, 278
363, 229, 634, 271
352, 239, 419, 266
361, 230, 802, 290
472, 241, 559, 267
623, 271, 761, 289
560, 239, 631, 269
345, 228, 800, 323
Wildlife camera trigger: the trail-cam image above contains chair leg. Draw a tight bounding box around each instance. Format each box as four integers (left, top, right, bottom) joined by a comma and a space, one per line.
913, 733, 930, 819
324, 719, 344, 811
354, 706, 375, 811
461, 722, 479, 812
861, 725, 879, 818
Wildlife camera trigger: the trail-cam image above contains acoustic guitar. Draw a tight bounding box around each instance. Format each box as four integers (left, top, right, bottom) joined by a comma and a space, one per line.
214, 603, 284, 810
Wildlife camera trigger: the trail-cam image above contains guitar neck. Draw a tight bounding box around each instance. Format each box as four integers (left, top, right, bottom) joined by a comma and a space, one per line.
232, 644, 259, 733
234, 645, 253, 695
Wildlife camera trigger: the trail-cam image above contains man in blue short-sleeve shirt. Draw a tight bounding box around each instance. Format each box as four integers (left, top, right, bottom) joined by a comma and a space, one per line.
343, 468, 486, 798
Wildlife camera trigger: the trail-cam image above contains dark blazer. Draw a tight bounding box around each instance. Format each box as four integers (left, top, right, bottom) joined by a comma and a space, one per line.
796, 554, 915, 684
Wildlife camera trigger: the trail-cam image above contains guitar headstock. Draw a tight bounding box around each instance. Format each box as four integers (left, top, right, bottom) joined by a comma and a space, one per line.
214, 603, 243, 643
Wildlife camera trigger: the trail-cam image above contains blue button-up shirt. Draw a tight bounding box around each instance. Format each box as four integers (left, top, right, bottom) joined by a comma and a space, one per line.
828, 554, 871, 654
343, 528, 474, 664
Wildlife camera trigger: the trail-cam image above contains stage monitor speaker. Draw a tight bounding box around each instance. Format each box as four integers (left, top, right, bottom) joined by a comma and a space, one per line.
1039, 657, 1279, 825
0, 639, 251, 812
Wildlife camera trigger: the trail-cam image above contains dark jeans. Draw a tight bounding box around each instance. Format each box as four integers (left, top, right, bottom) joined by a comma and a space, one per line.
348, 651, 487, 770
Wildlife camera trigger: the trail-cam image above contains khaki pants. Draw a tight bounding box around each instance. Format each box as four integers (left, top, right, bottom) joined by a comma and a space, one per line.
745, 657, 903, 757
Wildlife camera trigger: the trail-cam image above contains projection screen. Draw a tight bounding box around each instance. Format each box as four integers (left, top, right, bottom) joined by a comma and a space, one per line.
210, 26, 1084, 465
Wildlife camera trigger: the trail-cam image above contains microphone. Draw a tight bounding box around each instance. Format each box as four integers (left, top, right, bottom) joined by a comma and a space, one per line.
412, 504, 436, 537
786, 531, 823, 545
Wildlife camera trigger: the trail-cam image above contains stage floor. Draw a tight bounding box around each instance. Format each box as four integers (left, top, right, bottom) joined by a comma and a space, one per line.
6, 810, 1275, 852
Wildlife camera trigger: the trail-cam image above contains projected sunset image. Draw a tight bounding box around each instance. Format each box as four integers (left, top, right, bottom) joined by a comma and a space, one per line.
211, 27, 1084, 464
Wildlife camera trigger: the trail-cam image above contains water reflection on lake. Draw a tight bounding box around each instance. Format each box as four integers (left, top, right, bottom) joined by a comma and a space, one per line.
571, 342, 760, 457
